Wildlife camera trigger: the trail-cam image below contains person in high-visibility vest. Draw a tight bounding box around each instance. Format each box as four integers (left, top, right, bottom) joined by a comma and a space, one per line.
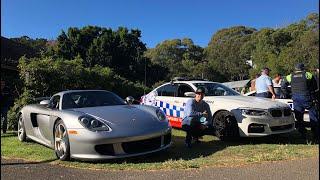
281, 63, 319, 143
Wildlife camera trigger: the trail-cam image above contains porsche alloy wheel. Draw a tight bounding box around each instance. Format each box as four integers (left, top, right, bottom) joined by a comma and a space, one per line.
213, 111, 239, 141
17, 115, 26, 142
54, 120, 70, 161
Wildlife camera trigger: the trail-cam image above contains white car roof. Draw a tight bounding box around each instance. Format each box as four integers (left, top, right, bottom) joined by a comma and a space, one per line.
171, 80, 218, 84
157, 80, 219, 89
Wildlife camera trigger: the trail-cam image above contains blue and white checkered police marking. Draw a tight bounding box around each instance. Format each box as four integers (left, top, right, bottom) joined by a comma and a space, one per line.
156, 101, 184, 118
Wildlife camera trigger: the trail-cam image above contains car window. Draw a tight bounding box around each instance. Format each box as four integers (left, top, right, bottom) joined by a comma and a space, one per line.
49, 95, 61, 109
156, 84, 177, 97
193, 83, 240, 96
62, 91, 126, 109
177, 84, 194, 97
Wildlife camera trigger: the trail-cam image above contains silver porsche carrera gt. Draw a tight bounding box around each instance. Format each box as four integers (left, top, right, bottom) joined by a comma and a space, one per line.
17, 90, 172, 161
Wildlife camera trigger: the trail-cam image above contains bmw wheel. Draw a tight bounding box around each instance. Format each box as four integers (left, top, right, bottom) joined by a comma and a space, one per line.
213, 111, 239, 141
17, 114, 26, 142
54, 120, 70, 161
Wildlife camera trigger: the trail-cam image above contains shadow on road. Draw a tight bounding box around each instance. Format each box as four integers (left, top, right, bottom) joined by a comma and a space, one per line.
234, 129, 316, 145
1, 158, 57, 166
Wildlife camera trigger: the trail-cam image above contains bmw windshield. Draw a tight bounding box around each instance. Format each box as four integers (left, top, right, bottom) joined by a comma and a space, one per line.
193, 83, 240, 96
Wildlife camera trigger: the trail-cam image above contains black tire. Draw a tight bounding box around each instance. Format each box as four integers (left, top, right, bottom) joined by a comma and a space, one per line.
54, 119, 70, 161
213, 111, 239, 141
17, 114, 26, 142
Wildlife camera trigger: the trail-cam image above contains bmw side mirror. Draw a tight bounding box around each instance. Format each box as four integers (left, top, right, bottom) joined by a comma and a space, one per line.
184, 92, 196, 97
40, 100, 50, 105
125, 96, 135, 105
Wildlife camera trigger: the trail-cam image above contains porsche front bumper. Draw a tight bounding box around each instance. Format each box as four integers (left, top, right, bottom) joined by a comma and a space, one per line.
67, 127, 172, 160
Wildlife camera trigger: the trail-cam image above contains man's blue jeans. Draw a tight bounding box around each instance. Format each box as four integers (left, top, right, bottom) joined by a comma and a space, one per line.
292, 93, 319, 141
256, 92, 271, 98
292, 94, 318, 123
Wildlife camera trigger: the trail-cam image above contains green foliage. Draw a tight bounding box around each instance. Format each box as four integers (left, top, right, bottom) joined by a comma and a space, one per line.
7, 90, 35, 130
112, 75, 151, 98
10, 36, 48, 58
248, 13, 319, 77
144, 38, 205, 80
205, 26, 256, 81
53, 26, 147, 82
18, 56, 114, 97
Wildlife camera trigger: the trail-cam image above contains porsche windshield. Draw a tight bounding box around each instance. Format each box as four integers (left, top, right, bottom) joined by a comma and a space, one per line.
193, 83, 240, 96
62, 91, 126, 109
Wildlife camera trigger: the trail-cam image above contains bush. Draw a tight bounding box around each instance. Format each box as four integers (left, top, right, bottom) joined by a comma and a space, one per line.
112, 75, 151, 99
7, 90, 35, 130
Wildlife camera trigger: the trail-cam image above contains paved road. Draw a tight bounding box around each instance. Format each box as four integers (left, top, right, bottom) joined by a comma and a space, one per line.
1, 157, 319, 180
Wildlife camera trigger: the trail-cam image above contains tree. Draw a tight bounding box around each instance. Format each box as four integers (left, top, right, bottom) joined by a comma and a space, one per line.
248, 13, 319, 77
53, 26, 147, 82
205, 26, 256, 81
144, 38, 204, 80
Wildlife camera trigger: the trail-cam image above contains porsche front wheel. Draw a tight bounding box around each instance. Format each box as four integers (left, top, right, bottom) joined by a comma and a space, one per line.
17, 115, 26, 142
54, 120, 70, 161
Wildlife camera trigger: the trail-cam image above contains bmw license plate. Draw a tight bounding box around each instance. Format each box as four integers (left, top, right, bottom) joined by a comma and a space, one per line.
278, 119, 291, 125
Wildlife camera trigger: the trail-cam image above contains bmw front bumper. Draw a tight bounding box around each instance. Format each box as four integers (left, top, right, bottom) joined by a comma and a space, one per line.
234, 112, 295, 137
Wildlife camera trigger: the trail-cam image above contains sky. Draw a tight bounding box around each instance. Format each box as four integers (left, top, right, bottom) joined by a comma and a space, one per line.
1, 0, 319, 48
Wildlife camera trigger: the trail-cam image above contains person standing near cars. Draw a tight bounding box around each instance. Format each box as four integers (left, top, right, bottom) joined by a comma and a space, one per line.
1, 80, 12, 134
314, 68, 319, 98
255, 67, 276, 99
272, 73, 283, 98
282, 63, 319, 143
250, 74, 260, 92
272, 73, 283, 87
182, 87, 212, 148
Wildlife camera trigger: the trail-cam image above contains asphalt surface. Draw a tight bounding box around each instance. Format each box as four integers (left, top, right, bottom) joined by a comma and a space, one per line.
1, 157, 319, 180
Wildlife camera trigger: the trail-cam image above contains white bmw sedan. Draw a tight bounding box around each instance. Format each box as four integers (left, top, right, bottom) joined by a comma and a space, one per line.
141, 78, 295, 140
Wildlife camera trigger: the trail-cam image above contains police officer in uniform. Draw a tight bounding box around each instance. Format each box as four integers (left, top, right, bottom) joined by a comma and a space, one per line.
282, 63, 319, 143
255, 67, 276, 99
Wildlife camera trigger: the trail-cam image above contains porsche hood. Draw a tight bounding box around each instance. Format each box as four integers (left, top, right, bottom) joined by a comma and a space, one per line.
69, 105, 166, 131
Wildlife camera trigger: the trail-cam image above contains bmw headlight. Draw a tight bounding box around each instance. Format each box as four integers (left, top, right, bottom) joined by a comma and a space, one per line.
156, 109, 167, 122
78, 115, 110, 131
240, 108, 269, 116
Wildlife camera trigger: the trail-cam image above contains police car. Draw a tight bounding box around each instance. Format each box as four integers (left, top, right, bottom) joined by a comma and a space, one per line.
141, 77, 295, 140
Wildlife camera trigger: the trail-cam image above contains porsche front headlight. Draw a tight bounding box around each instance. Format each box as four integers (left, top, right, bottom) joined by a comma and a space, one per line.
78, 115, 110, 131
156, 109, 167, 122
240, 109, 269, 116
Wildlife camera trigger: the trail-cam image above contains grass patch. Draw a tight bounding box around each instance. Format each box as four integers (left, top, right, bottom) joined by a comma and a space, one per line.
1, 129, 318, 170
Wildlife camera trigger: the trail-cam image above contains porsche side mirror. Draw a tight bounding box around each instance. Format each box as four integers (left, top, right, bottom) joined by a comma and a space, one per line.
125, 96, 135, 105
40, 100, 50, 105
184, 92, 196, 97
